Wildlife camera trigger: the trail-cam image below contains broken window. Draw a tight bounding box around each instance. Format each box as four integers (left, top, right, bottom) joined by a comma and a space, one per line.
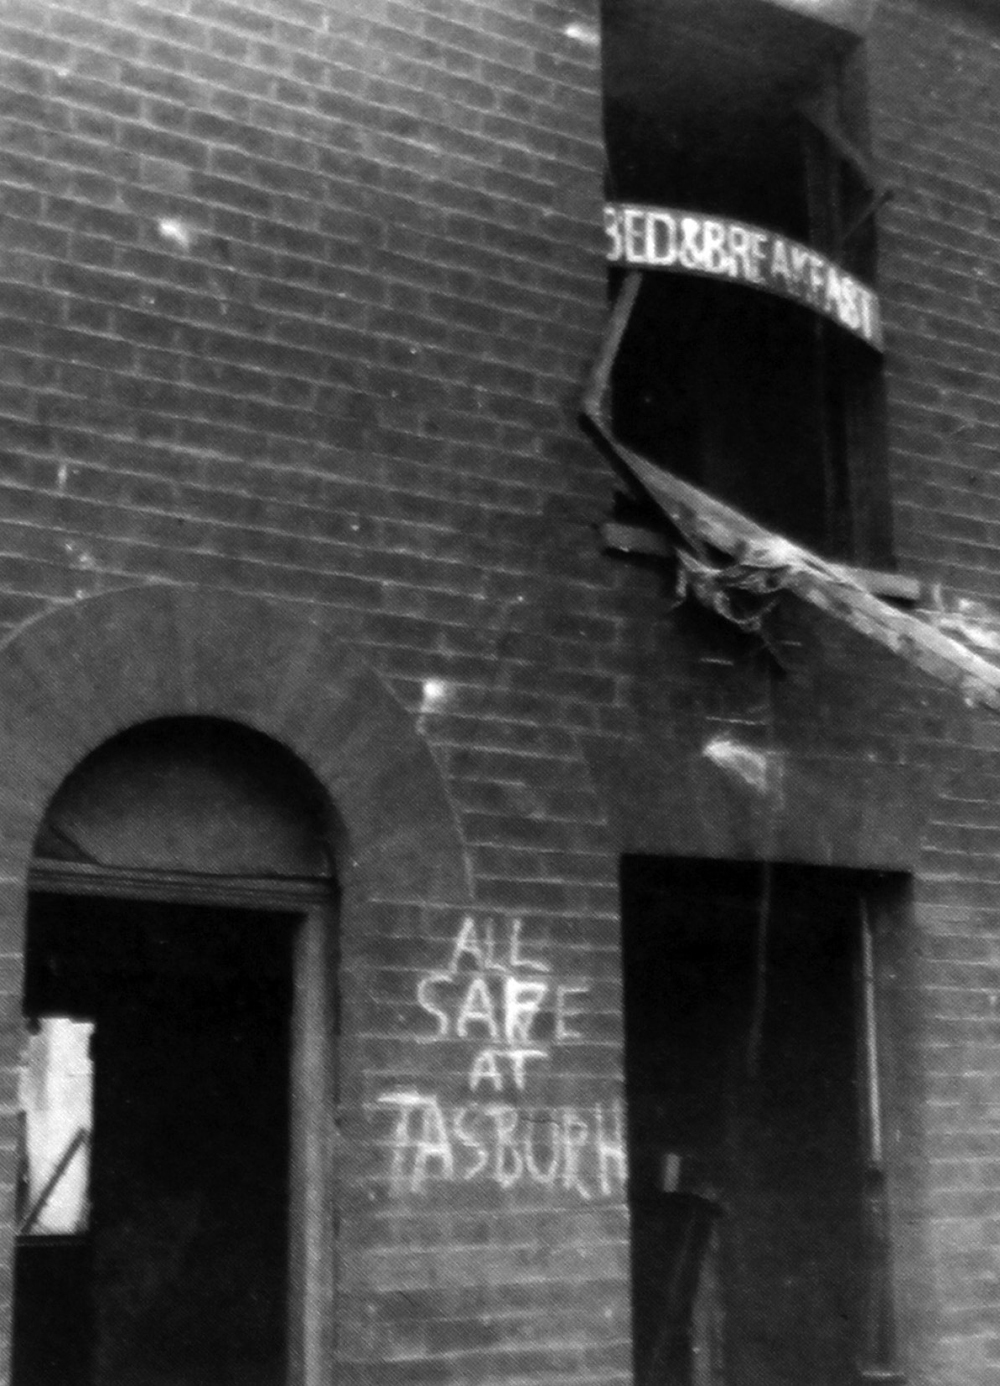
18, 1018, 93, 1239
602, 0, 891, 563
621, 858, 900, 1386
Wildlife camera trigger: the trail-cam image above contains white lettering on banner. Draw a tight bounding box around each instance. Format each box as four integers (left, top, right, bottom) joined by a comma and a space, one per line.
376, 914, 625, 1200
604, 202, 883, 350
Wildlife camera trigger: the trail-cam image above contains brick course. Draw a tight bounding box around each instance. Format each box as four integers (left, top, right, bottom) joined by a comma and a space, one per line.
1, 0, 1000, 1382
871, 5, 1000, 1381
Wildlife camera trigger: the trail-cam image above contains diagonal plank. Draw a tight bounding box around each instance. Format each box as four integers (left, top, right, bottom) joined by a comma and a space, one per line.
583, 271, 1000, 714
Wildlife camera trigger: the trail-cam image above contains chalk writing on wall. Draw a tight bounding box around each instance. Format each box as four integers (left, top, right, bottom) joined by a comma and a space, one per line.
377, 915, 626, 1199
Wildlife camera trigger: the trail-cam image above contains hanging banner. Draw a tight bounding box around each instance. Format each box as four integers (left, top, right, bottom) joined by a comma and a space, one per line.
604, 203, 883, 350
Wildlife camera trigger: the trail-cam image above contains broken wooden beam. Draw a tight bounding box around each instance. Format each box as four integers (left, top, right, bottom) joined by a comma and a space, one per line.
584, 271, 1000, 715
600, 521, 922, 604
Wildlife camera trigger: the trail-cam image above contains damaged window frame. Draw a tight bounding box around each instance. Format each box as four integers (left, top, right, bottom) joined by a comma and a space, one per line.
584, 266, 1000, 713
599, 0, 895, 571
17, 1017, 94, 1241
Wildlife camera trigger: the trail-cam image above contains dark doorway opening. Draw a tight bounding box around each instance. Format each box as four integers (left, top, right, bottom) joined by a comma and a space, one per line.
14, 892, 296, 1386
621, 858, 869, 1386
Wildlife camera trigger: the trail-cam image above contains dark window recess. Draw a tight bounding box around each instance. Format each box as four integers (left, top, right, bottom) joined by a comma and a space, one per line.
621, 859, 872, 1386
603, 0, 891, 563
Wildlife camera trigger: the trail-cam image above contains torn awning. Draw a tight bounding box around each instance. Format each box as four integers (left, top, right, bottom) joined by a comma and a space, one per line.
584, 271, 1000, 715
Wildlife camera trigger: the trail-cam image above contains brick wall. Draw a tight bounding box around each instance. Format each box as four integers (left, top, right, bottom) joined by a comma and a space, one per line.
2, 0, 1000, 1383
0, 3, 637, 1384
0, 0, 606, 626
872, 3, 1000, 1382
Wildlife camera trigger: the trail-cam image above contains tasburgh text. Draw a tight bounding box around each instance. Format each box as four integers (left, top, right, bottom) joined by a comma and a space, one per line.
378, 916, 626, 1199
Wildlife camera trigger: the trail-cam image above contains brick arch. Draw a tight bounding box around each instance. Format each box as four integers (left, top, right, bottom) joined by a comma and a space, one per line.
0, 583, 471, 904
0, 584, 472, 1384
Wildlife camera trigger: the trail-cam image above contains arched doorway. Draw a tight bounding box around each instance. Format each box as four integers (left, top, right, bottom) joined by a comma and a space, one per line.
0, 584, 471, 1386
14, 718, 338, 1386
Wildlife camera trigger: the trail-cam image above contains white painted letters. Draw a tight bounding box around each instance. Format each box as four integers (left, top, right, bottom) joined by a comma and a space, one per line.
416, 971, 450, 1038
554, 984, 589, 1041
379, 1093, 628, 1198
604, 201, 883, 348
377, 914, 624, 1201
456, 976, 500, 1041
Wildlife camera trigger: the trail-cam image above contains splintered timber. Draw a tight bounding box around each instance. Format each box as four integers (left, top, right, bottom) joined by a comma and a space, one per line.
604, 203, 883, 349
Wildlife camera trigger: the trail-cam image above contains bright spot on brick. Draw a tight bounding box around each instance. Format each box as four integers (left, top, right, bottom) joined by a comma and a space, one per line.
421, 678, 449, 710
703, 736, 780, 797
563, 21, 599, 47
417, 678, 452, 734
158, 216, 197, 251
64, 539, 97, 572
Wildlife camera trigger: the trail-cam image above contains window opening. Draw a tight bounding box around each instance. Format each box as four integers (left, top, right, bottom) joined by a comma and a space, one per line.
601, 1, 890, 562
13, 893, 296, 1386
18, 1017, 93, 1239
621, 858, 900, 1386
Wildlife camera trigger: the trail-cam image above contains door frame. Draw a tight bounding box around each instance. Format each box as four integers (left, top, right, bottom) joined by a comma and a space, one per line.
25, 860, 337, 1386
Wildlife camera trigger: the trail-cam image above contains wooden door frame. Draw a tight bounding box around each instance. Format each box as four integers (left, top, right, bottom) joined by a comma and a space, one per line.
26, 860, 338, 1386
